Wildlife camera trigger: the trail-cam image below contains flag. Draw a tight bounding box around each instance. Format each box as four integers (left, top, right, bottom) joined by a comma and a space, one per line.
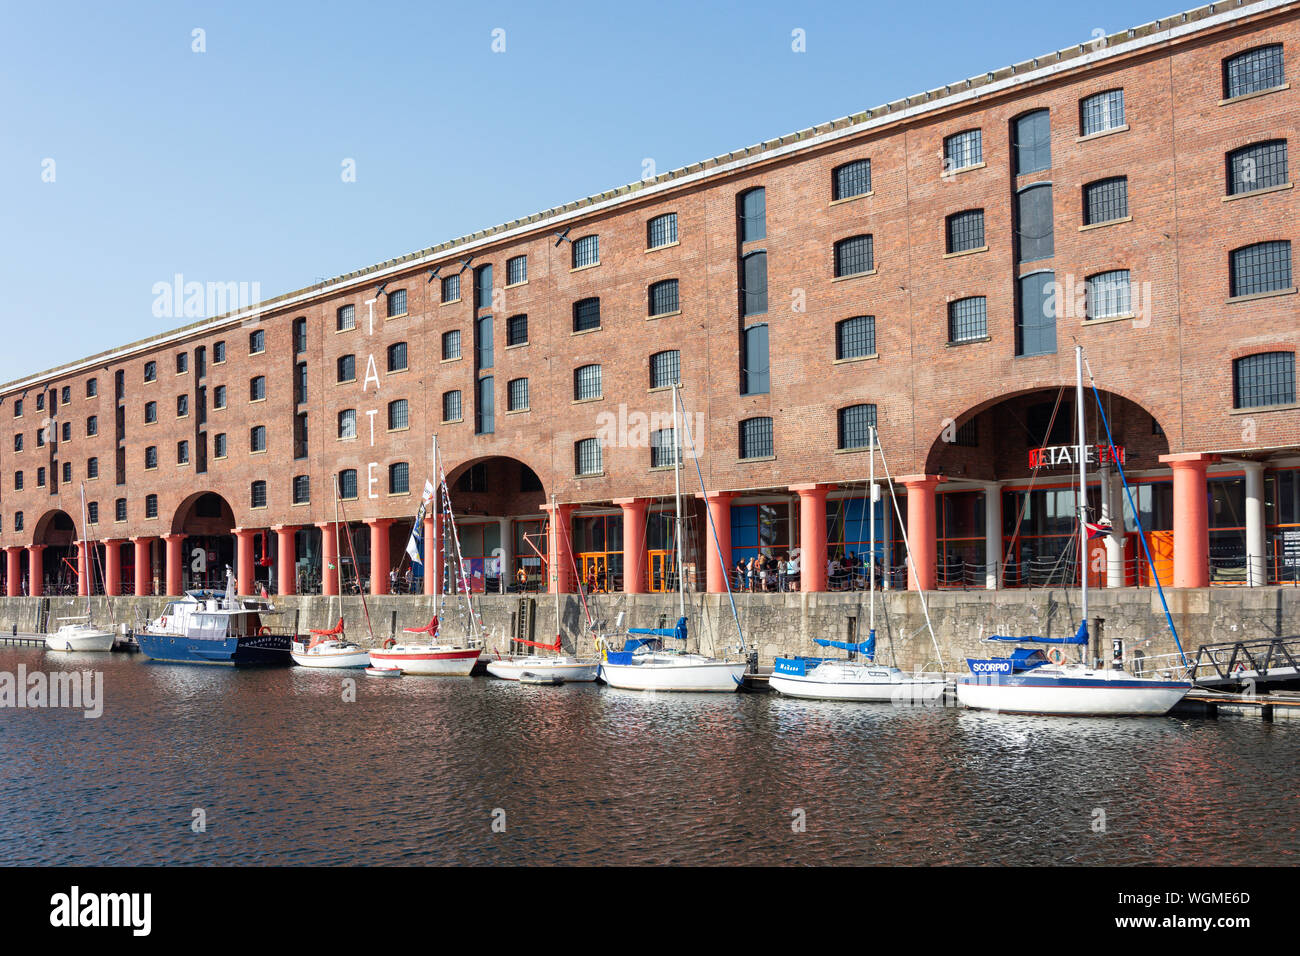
405, 479, 437, 564
1085, 521, 1113, 540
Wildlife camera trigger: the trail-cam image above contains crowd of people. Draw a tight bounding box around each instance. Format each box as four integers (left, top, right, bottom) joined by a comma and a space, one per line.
733, 551, 885, 592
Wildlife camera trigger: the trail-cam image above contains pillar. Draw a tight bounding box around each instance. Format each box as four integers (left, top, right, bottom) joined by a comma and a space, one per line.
1243, 461, 1266, 586
792, 484, 833, 593
76, 541, 89, 596
6, 547, 22, 597
317, 522, 339, 596
103, 539, 122, 596
274, 526, 298, 595
423, 515, 440, 595
163, 533, 185, 595
615, 497, 649, 593
982, 482, 1002, 590
1160, 453, 1219, 589
28, 545, 44, 597
368, 518, 394, 595
497, 518, 512, 593
699, 491, 736, 593
1100, 466, 1124, 588
901, 475, 943, 591
233, 528, 257, 595
132, 538, 153, 596
543, 502, 577, 594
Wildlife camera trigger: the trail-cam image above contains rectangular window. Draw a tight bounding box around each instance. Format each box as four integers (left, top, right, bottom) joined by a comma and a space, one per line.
144, 361, 157, 382
250, 426, 266, 453
62, 462, 72, 483
506, 313, 528, 346
293, 412, 308, 460
336, 304, 356, 331
1016, 184, 1054, 262
115, 499, 127, 522
388, 399, 409, 430
387, 288, 407, 317
1234, 352, 1296, 408
87, 457, 99, 479
86, 379, 97, 398
177, 395, 189, 417
1017, 271, 1057, 357
739, 417, 773, 459
214, 434, 227, 458
1231, 241, 1292, 297
442, 329, 461, 360
476, 315, 493, 370
86, 416, 97, 436
474, 265, 493, 309
12, 435, 21, 451
338, 409, 357, 439
575, 438, 602, 476
739, 188, 766, 242
1224, 45, 1285, 99
249, 330, 265, 354
387, 342, 408, 372
836, 316, 876, 359
213, 341, 226, 363
87, 502, 98, 524
251, 481, 267, 509
293, 317, 307, 354
145, 495, 158, 519
1080, 89, 1125, 136
145, 446, 158, 469
250, 376, 266, 401
648, 213, 678, 249
337, 355, 355, 382
1013, 109, 1051, 175
650, 350, 681, 389
441, 274, 460, 303
295, 362, 308, 404
742, 251, 767, 316
390, 462, 410, 495
574, 365, 602, 400
573, 297, 601, 332
476, 376, 494, 435
834, 235, 873, 277
833, 159, 871, 200
572, 236, 599, 268
443, 390, 462, 422
1083, 177, 1128, 225
943, 129, 982, 171
145, 402, 157, 424
946, 210, 985, 253
650, 428, 679, 468
1086, 271, 1132, 320
339, 470, 358, 500
178, 440, 190, 464
649, 279, 679, 316
837, 404, 878, 450
742, 324, 770, 395
214, 385, 227, 409
948, 297, 988, 342
293, 475, 310, 504
506, 255, 527, 286
508, 377, 529, 411
61, 386, 71, 405
1228, 140, 1288, 195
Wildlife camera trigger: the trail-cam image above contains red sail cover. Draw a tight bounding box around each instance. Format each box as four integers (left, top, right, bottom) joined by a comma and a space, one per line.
403, 617, 440, 637
514, 635, 562, 652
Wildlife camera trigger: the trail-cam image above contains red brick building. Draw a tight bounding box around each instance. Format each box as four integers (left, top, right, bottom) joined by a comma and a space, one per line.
2, 0, 1298, 600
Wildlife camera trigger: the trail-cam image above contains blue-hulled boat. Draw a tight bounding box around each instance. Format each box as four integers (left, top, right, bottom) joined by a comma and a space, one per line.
137, 571, 292, 666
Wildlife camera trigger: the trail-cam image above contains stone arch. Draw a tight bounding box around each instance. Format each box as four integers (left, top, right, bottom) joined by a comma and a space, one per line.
170, 491, 236, 536
32, 509, 78, 547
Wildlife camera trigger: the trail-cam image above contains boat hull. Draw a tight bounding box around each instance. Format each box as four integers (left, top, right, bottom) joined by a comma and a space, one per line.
485, 657, 600, 682
368, 645, 479, 676
45, 627, 116, 653
770, 669, 947, 703
956, 672, 1191, 716
290, 641, 370, 669
599, 657, 748, 692
137, 631, 292, 666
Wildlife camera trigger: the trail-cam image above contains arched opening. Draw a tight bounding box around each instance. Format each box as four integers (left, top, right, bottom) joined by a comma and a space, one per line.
32, 510, 80, 595
171, 492, 237, 591
440, 455, 547, 593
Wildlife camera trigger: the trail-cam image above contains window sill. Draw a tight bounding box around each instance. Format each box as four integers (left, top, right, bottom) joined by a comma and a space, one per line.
387, 427, 410, 434
387, 367, 409, 376
1218, 84, 1290, 107
647, 310, 681, 321
1079, 216, 1131, 232
249, 397, 266, 404
575, 472, 606, 480
334, 379, 357, 387
290, 501, 310, 508
1227, 287, 1297, 305
1075, 124, 1129, 143
1230, 402, 1300, 415
386, 311, 409, 321
337, 436, 358, 443
441, 298, 462, 306
213, 455, 227, 461
250, 450, 267, 456
830, 191, 872, 207
504, 341, 530, 350
441, 418, 464, 425
505, 407, 530, 415
831, 269, 877, 283
571, 327, 602, 336
1223, 182, 1293, 202
388, 491, 411, 498
738, 455, 776, 464
176, 414, 190, 421
440, 356, 463, 364
505, 280, 528, 290
1081, 313, 1135, 326
646, 241, 680, 253
571, 396, 603, 405
943, 245, 988, 260
570, 262, 601, 274
946, 335, 991, 347
834, 353, 879, 365
944, 161, 986, 178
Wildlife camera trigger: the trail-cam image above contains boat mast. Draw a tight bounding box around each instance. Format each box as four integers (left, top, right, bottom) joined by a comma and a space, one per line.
1075, 343, 1089, 654
868, 427, 876, 643
672, 382, 685, 621
552, 492, 562, 650
331, 473, 342, 624
79, 482, 92, 616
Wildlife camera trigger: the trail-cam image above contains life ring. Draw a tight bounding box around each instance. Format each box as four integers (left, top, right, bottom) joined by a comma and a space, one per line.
258, 626, 271, 637
1048, 647, 1067, 665
383, 638, 396, 649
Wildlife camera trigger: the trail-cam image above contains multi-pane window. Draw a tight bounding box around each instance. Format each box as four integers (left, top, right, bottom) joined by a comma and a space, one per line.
650, 350, 681, 389
476, 376, 494, 435
834, 235, 874, 277
944, 129, 982, 171
250, 426, 266, 453
251, 480, 267, 509
742, 324, 770, 395
1083, 177, 1128, 225
946, 210, 985, 253
574, 364, 602, 400
442, 390, 462, 422
115, 499, 127, 522
649, 279, 679, 316
295, 362, 307, 404
213, 341, 226, 363
86, 415, 97, 436
145, 401, 158, 424
13, 472, 21, 491
441, 274, 460, 303
1086, 271, 1132, 320
389, 462, 410, 495
1234, 352, 1296, 408
87, 457, 99, 479
508, 377, 529, 411
506, 313, 528, 346
291, 475, 310, 505
12, 513, 20, 531
12, 435, 20, 452
387, 341, 408, 372
474, 265, 493, 309
1080, 89, 1125, 136
214, 433, 227, 458
338, 409, 357, 439
742, 251, 767, 316
948, 297, 988, 342
61, 386, 71, 405
648, 213, 678, 248
336, 304, 356, 331
1016, 183, 1054, 262
387, 288, 407, 317
838, 404, 878, 450
1228, 140, 1289, 195
575, 438, 602, 476
62, 461, 72, 483
442, 329, 461, 360
250, 376, 266, 401
832, 159, 871, 200
1223, 45, 1285, 100
145, 495, 158, 519
739, 417, 774, 459
214, 385, 227, 409
293, 317, 307, 354
835, 313, 877, 360
249, 329, 265, 354
739, 188, 766, 242
1017, 270, 1057, 357
36, 467, 44, 486
86, 379, 97, 397
87, 502, 98, 524
475, 315, 493, 370
388, 399, 409, 430
177, 440, 190, 464
144, 361, 157, 382
337, 355, 356, 382
650, 428, 679, 468
572, 235, 599, 268
1013, 109, 1051, 175
338, 469, 358, 500
61, 421, 71, 442
1230, 241, 1292, 297
506, 255, 527, 286
145, 446, 159, 469
177, 394, 189, 417
573, 297, 601, 332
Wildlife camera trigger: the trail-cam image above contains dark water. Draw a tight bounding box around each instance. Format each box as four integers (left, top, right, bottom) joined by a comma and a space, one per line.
1, 646, 1296, 866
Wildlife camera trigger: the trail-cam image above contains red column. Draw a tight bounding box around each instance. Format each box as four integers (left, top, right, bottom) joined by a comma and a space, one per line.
901, 475, 943, 591
163, 533, 185, 595
233, 528, 256, 595
792, 484, 833, 592
368, 519, 394, 595
699, 491, 736, 593
543, 502, 577, 594
1160, 452, 1219, 589
318, 523, 339, 596
274, 526, 298, 596
76, 541, 89, 596
615, 497, 649, 593
5, 547, 20, 597
28, 545, 44, 597
103, 540, 122, 596
132, 538, 153, 596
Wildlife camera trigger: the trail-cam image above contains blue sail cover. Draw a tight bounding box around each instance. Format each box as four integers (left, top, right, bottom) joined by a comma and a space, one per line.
813, 630, 877, 659
628, 616, 688, 642
985, 621, 1089, 645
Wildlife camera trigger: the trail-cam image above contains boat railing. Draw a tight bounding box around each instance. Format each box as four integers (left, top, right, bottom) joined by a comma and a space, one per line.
1125, 650, 1194, 681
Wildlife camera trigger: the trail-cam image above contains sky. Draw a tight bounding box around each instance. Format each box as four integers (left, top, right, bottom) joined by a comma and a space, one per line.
0, 0, 1186, 385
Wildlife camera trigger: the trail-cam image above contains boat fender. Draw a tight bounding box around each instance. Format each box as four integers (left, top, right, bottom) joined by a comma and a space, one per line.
383, 638, 396, 649
1048, 647, 1066, 665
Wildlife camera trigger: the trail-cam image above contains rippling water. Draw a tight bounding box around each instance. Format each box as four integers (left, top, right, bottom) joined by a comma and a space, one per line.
1, 646, 1295, 866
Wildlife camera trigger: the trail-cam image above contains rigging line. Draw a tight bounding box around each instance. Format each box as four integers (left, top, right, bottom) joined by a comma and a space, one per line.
1001, 385, 1068, 586
335, 491, 375, 641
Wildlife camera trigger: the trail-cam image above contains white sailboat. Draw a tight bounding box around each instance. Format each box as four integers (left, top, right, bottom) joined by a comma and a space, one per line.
290, 482, 371, 669
770, 428, 946, 703
369, 436, 483, 676
46, 483, 115, 652
955, 346, 1192, 716
598, 383, 752, 692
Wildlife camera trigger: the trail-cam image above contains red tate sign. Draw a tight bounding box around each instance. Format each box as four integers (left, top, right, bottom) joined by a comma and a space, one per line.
1029, 444, 1126, 470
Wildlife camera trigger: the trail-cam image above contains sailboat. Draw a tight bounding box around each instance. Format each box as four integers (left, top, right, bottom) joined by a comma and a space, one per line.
45, 483, 116, 652
956, 345, 1192, 716
368, 436, 483, 676
598, 383, 753, 692
486, 510, 601, 682
770, 427, 946, 703
290, 480, 371, 669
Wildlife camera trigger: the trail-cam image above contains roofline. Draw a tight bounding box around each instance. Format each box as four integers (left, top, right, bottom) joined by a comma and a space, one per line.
3, 0, 1292, 397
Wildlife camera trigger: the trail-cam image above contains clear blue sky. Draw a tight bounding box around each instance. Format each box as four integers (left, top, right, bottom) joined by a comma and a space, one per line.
0, 0, 1182, 384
